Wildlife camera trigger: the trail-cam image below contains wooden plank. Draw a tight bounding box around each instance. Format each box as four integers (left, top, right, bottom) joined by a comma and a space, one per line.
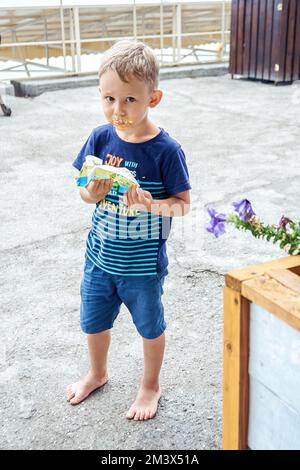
236, 0, 245, 75
241, 273, 300, 331
256, 0, 267, 79
223, 286, 240, 449
249, 0, 260, 78
267, 268, 300, 294
270, 0, 283, 81
248, 377, 300, 450
238, 292, 249, 449
229, 0, 239, 76
243, 0, 253, 77
292, 0, 300, 81
278, 0, 289, 81
285, 0, 297, 82
225, 255, 300, 292
222, 287, 249, 450
263, 0, 274, 79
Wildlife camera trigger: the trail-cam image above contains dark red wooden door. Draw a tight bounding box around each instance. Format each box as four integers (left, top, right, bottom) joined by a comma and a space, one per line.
230, 0, 300, 83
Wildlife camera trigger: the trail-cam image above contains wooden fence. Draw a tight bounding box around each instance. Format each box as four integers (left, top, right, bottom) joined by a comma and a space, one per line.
230, 0, 300, 83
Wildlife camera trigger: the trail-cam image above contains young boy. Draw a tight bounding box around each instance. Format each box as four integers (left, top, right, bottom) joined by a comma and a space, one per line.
67, 40, 191, 421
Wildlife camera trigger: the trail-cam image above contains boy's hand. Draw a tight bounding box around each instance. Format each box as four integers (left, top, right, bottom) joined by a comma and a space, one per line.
86, 177, 114, 201
123, 186, 153, 212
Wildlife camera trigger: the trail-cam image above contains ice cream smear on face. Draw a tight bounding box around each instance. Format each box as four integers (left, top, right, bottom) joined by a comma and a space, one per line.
111, 116, 133, 127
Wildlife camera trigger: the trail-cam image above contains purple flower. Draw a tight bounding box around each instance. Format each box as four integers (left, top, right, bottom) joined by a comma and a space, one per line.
278, 215, 293, 230
232, 199, 255, 222
206, 208, 226, 238
298, 222, 300, 229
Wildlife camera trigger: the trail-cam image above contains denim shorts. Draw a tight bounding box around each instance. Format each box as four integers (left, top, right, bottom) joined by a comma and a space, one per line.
80, 256, 168, 339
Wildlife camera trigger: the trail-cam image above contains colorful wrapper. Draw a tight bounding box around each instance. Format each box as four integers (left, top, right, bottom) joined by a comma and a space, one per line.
76, 155, 139, 193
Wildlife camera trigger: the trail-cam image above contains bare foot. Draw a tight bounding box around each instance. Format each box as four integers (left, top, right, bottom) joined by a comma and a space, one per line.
126, 385, 161, 421
66, 371, 108, 405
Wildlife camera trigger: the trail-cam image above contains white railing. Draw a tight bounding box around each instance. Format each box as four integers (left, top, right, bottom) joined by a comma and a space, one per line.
0, 1, 231, 80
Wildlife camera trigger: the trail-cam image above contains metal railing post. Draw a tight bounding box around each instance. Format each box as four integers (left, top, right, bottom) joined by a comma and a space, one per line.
73, 7, 81, 73
133, 0, 137, 40
160, 0, 164, 65
12, 31, 17, 60
172, 3, 182, 64
177, 3, 182, 63
59, 1, 67, 72
69, 8, 76, 73
221, 0, 226, 60
172, 5, 176, 63
44, 18, 49, 66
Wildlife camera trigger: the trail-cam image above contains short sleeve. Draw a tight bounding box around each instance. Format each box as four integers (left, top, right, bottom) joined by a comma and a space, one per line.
160, 147, 192, 196
72, 131, 95, 171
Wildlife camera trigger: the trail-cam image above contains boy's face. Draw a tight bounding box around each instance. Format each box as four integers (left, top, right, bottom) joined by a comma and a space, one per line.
99, 69, 161, 133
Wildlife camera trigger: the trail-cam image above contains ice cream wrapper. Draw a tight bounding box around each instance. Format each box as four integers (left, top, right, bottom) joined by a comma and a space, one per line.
76, 155, 139, 192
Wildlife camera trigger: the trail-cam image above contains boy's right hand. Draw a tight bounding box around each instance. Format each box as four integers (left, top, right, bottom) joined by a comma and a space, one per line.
86, 177, 114, 202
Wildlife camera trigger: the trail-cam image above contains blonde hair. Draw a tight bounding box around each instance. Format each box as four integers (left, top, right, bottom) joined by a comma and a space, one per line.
99, 40, 159, 91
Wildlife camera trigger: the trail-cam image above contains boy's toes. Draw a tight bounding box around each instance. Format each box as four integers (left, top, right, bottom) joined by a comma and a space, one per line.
126, 404, 156, 421
126, 406, 136, 420
70, 394, 82, 405
67, 392, 75, 402
66, 385, 75, 401
69, 388, 92, 405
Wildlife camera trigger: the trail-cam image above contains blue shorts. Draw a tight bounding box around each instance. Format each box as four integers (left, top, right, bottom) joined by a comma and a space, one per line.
80, 256, 168, 339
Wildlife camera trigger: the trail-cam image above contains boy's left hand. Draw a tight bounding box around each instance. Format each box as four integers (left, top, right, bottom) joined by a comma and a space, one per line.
123, 186, 153, 212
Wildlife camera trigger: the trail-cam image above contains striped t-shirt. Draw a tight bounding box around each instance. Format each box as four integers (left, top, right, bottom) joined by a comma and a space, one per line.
73, 124, 191, 276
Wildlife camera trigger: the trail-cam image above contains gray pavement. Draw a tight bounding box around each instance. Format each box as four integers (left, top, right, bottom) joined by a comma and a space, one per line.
1, 75, 300, 450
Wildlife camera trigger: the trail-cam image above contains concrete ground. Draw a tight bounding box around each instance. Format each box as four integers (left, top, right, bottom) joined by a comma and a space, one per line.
0, 74, 300, 450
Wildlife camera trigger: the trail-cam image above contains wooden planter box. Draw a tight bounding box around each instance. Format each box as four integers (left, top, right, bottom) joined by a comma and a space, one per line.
223, 255, 300, 450
230, 0, 300, 83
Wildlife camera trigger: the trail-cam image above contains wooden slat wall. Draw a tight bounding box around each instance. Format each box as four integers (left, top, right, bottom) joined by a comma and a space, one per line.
293, 4, 300, 80
230, 0, 300, 83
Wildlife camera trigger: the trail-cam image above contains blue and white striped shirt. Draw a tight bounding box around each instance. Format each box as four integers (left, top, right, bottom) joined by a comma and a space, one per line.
73, 124, 191, 276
